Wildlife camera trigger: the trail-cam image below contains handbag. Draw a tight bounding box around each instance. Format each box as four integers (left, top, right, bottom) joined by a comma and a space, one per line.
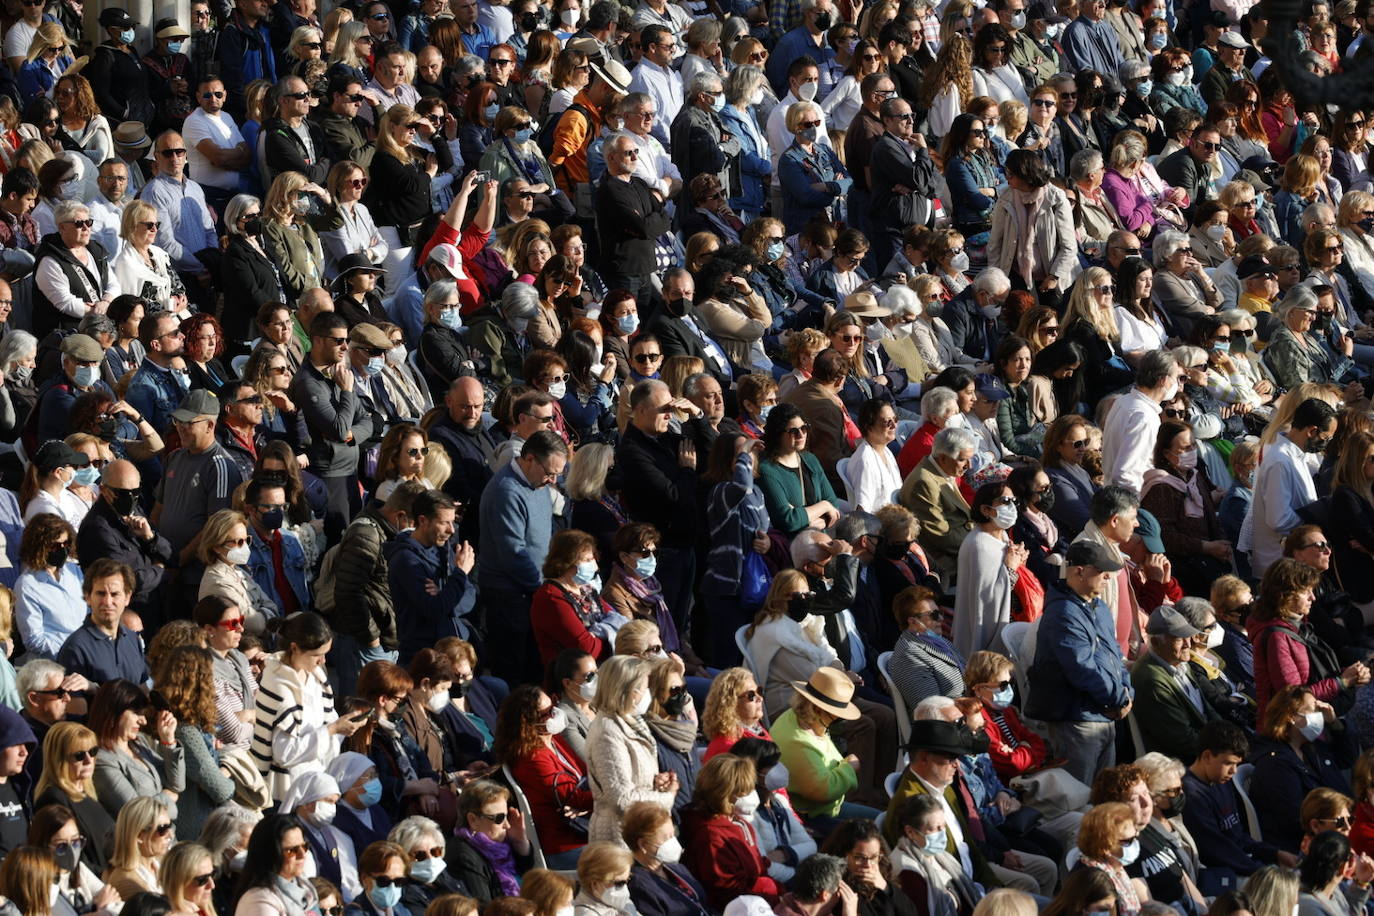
741, 549, 771, 612
219, 746, 271, 811
1009, 767, 1090, 820
1011, 565, 1045, 623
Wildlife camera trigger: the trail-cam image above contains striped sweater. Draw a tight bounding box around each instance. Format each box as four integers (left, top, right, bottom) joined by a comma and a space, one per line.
251, 652, 341, 802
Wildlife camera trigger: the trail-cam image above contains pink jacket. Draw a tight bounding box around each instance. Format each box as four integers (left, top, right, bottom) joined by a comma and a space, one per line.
1102, 169, 1157, 233
1247, 616, 1342, 720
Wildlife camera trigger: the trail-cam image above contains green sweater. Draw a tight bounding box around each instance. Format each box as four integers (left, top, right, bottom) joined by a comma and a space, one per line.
770, 708, 857, 819
759, 452, 840, 535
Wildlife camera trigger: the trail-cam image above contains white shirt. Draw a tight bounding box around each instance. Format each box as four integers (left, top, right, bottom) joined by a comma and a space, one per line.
1114, 306, 1168, 354
628, 131, 680, 197
1101, 387, 1162, 492
183, 107, 246, 191
1240, 433, 1318, 577
88, 195, 124, 262
915, 772, 974, 877
971, 64, 1031, 106
22, 487, 89, 528
819, 75, 863, 131
766, 90, 832, 186
847, 439, 902, 512
478, 1, 515, 42
626, 58, 683, 147
3, 20, 37, 61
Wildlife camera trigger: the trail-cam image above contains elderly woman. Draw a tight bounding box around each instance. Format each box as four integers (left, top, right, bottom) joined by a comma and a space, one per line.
954, 482, 1026, 659
277, 770, 360, 902
1189, 200, 1236, 268
1265, 286, 1347, 390
1076, 802, 1151, 916
895, 384, 964, 479
1092, 761, 1204, 911
416, 278, 476, 399
1041, 413, 1100, 537
464, 281, 537, 388
1338, 190, 1374, 302
679, 754, 781, 909
222, 195, 283, 340
1151, 230, 1222, 337
1140, 417, 1230, 595
721, 66, 772, 222
889, 585, 965, 712
778, 100, 851, 235
112, 199, 187, 315
32, 199, 120, 336
1072, 148, 1123, 246
197, 509, 279, 633
388, 818, 467, 912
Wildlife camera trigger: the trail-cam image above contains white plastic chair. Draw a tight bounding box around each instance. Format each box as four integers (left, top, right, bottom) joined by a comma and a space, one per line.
501, 764, 548, 869
1000, 620, 1032, 703
231, 354, 249, 376
736, 625, 760, 681
836, 456, 855, 512
877, 651, 912, 751
1232, 763, 1263, 841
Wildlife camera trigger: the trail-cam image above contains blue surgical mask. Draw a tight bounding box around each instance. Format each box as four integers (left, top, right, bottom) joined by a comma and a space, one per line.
574, 560, 598, 585
760, 404, 774, 421
484, 102, 500, 121
369, 884, 402, 910
711, 92, 725, 111
359, 778, 383, 807
172, 370, 191, 391
409, 855, 446, 884
1135, 78, 1153, 96
73, 365, 99, 388
766, 240, 785, 261
366, 356, 385, 376
1148, 31, 1166, 48
514, 127, 534, 143
617, 313, 639, 334
918, 829, 947, 853
168, 40, 185, 53
119, 28, 136, 45
73, 465, 99, 486
439, 307, 463, 330
1119, 838, 1141, 867
634, 555, 657, 578
989, 685, 1015, 709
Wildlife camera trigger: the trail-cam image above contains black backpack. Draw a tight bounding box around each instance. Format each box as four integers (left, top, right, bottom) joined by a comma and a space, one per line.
536, 102, 592, 159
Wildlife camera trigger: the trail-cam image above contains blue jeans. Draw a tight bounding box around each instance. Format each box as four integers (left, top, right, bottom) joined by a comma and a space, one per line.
803, 802, 884, 838
330, 631, 397, 699
543, 846, 584, 870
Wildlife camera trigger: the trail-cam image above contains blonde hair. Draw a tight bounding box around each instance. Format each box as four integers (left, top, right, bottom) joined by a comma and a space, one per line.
330, 20, 369, 68
702, 667, 758, 742
1243, 864, 1299, 916
0, 585, 13, 644
564, 442, 613, 501
160, 843, 217, 916
998, 99, 1027, 139
521, 869, 574, 916
35, 721, 97, 801
26, 22, 68, 63
423, 446, 452, 489
376, 105, 420, 163
119, 199, 159, 242
1282, 154, 1322, 197
972, 890, 1039, 916
110, 796, 168, 871
1259, 382, 1343, 450
1062, 266, 1120, 342
196, 509, 247, 567
263, 170, 310, 224
591, 655, 649, 717
613, 618, 661, 657
921, 33, 973, 109
576, 842, 633, 893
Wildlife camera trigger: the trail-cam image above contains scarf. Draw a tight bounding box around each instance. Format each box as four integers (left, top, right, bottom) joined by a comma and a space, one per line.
889, 837, 979, 916
1077, 857, 1141, 916
615, 563, 682, 653
916, 630, 965, 668
458, 827, 521, 897
1006, 186, 1046, 285
1140, 466, 1205, 517
645, 712, 697, 754
270, 875, 319, 916
503, 137, 544, 184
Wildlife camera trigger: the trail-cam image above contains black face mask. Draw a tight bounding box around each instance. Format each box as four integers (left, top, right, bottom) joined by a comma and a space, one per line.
1158, 791, 1186, 817
46, 546, 68, 568
787, 592, 812, 621
814, 9, 833, 29
880, 538, 911, 560
108, 486, 138, 517
604, 465, 625, 492
1314, 313, 1333, 332
1307, 434, 1330, 454
665, 297, 689, 317
1036, 488, 1056, 511
663, 690, 690, 717
452, 678, 473, 699
243, 216, 263, 237
520, 10, 541, 31
258, 507, 285, 531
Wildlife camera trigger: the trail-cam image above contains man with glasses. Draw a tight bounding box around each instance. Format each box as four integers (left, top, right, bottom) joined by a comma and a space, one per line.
868, 97, 936, 270
595, 134, 670, 301
88, 160, 130, 259
215, 379, 269, 480
1060, 0, 1122, 77
138, 130, 218, 301
241, 476, 311, 618
480, 429, 569, 683
1201, 32, 1251, 106
1157, 122, 1223, 215
314, 77, 381, 167
617, 93, 682, 202
499, 178, 537, 228
262, 75, 331, 183
345, 322, 398, 432
76, 459, 171, 619
290, 311, 376, 547
996, 0, 1058, 87
153, 389, 243, 589
16, 659, 78, 784
126, 312, 188, 436
215, 0, 277, 121
4, 0, 47, 73
670, 74, 738, 208
628, 25, 683, 146
183, 77, 250, 216
487, 389, 555, 472
57, 559, 148, 689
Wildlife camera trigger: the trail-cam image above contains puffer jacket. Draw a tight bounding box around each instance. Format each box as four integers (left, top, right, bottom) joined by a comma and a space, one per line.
585, 713, 676, 844
330, 508, 399, 650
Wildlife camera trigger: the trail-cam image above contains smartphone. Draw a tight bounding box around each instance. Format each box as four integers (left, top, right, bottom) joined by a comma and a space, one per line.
473, 170, 491, 183
349, 707, 375, 723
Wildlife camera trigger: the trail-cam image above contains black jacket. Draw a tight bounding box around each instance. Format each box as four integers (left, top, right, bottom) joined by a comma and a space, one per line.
364, 150, 432, 230
85, 42, 154, 125
642, 310, 731, 387
417, 323, 476, 401
615, 423, 699, 547
1155, 146, 1214, 217
594, 174, 670, 279
869, 132, 938, 235
942, 285, 999, 362
425, 414, 495, 544
332, 507, 399, 649
261, 116, 330, 186
310, 106, 376, 169
220, 235, 282, 340
75, 496, 172, 615
444, 834, 534, 905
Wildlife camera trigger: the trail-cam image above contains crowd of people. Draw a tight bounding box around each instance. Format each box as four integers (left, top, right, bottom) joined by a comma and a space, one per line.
0, 0, 1369, 913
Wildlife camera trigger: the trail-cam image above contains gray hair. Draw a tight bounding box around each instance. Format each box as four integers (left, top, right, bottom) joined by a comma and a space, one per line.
16, 658, 64, 703
1302, 201, 1336, 229
921, 387, 960, 423
1089, 485, 1141, 526
423, 278, 459, 309
78, 312, 117, 340
52, 199, 90, 225
687, 72, 723, 100
1278, 283, 1319, 321
1174, 596, 1216, 630
1218, 308, 1255, 330
1170, 345, 1206, 370
681, 371, 716, 399
1137, 348, 1178, 390
972, 267, 1010, 296
617, 91, 653, 117
931, 426, 977, 459
834, 510, 881, 542
1298, 49, 1330, 73
880, 284, 922, 320
197, 803, 263, 864
793, 854, 846, 904
224, 194, 260, 237
686, 16, 721, 47
789, 529, 830, 568
500, 281, 540, 321
1152, 230, 1192, 268
913, 695, 957, 720
388, 815, 446, 854
0, 329, 36, 374
726, 64, 766, 106
799, 0, 821, 11
1134, 752, 1187, 795
453, 54, 486, 82
1119, 59, 1150, 80
1070, 149, 1104, 182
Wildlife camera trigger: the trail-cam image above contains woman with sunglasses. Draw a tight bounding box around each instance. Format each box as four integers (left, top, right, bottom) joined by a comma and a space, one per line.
34, 723, 115, 874
159, 841, 218, 916
1040, 413, 1100, 537
16, 24, 71, 107
819, 38, 884, 132
572, 842, 637, 915
105, 796, 174, 899
321, 160, 387, 284
29, 802, 120, 913
494, 684, 592, 868
953, 482, 1027, 659
373, 424, 436, 503
757, 403, 841, 537
236, 813, 325, 915
90, 676, 185, 820
777, 100, 850, 235
384, 820, 461, 914
112, 200, 187, 316
1332, 110, 1370, 192
942, 113, 999, 240
1059, 266, 1134, 410
702, 668, 772, 762
449, 780, 532, 904
640, 654, 701, 815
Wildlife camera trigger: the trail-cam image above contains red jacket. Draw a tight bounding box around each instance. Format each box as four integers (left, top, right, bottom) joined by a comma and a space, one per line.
980, 700, 1049, 782
417, 221, 491, 315
509, 736, 593, 854
1353, 801, 1374, 858
529, 581, 610, 670
703, 724, 774, 763
1247, 616, 1343, 721
681, 806, 781, 909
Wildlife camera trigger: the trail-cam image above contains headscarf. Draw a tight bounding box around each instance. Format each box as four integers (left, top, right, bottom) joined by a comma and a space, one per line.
278, 771, 340, 814
326, 751, 374, 798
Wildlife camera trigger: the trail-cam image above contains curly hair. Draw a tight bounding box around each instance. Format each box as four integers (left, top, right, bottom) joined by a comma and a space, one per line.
491, 684, 549, 766
19, 514, 75, 570
922, 33, 973, 111
1251, 558, 1322, 622
145, 620, 207, 685
156, 645, 218, 732
182, 312, 226, 360
1089, 764, 1147, 805
55, 74, 98, 122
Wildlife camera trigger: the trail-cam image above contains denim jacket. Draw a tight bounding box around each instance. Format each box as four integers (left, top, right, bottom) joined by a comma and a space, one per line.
246, 526, 311, 612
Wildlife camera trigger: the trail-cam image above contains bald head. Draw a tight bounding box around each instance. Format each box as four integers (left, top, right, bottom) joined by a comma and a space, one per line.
417, 46, 444, 84
447, 376, 486, 429
297, 288, 332, 324
102, 459, 140, 489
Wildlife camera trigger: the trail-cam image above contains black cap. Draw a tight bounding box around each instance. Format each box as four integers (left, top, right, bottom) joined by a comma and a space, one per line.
33, 440, 91, 474
99, 7, 136, 28
1064, 540, 1124, 573
1237, 254, 1274, 280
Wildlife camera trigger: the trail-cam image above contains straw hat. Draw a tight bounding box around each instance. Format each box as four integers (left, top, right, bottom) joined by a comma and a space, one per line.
790, 668, 861, 720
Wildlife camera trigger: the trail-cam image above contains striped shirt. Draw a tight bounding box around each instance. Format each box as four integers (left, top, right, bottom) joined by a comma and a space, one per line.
251, 652, 341, 802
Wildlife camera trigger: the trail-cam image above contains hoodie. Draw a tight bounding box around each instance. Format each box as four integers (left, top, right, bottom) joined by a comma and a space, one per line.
0, 706, 34, 857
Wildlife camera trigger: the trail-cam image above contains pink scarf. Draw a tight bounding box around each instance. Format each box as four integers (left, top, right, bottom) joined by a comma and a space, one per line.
1006, 186, 1046, 285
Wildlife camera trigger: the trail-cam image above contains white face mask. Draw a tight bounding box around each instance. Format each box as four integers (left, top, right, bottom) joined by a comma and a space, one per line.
992, 502, 1017, 529
225, 544, 251, 566
601, 886, 632, 911
733, 789, 761, 818
305, 801, 336, 826
578, 677, 598, 702
546, 705, 568, 734
1205, 223, 1227, 241
1205, 624, 1225, 649
386, 345, 407, 366
1161, 377, 1179, 401
632, 689, 651, 716
797, 80, 819, 101
559, 7, 578, 25
749, 90, 764, 105
1175, 447, 1198, 470
426, 688, 451, 712
655, 836, 684, 864
547, 380, 567, 400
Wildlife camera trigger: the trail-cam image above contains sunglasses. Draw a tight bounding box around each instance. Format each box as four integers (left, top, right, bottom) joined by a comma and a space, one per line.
215, 616, 246, 631
67, 747, 96, 763
201, 91, 226, 99
1301, 541, 1331, 551
283, 91, 310, 100
35, 687, 73, 699
301, 41, 322, 49
1032, 98, 1056, 107
786, 424, 811, 436
369, 11, 390, 18
193, 873, 215, 887
406, 447, 430, 457
477, 811, 508, 824
63, 219, 94, 229
151, 823, 174, 836
139, 221, 159, 230
282, 843, 310, 857
411, 846, 445, 861
740, 689, 761, 701
159, 148, 187, 157
633, 353, 663, 363
348, 177, 369, 189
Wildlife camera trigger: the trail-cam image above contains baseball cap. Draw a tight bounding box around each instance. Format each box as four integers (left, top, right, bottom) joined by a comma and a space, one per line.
171, 389, 219, 423
1064, 540, 1124, 573
1147, 605, 1202, 638
426, 243, 466, 280
33, 440, 90, 474
99, 8, 137, 28
1134, 509, 1167, 555
974, 373, 1011, 401
1237, 254, 1274, 279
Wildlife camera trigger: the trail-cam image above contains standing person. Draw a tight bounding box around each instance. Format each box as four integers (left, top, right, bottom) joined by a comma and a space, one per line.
384, 490, 477, 664
289, 311, 374, 548
595, 134, 670, 303
868, 97, 937, 271
954, 483, 1028, 660
85, 8, 154, 128
1101, 350, 1183, 493
627, 26, 683, 147
1241, 398, 1338, 577
137, 129, 218, 302
1025, 541, 1134, 784
478, 430, 570, 686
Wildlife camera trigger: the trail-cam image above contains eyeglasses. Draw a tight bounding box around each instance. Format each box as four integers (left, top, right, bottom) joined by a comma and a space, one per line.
1032, 99, 1056, 108
34, 686, 73, 700
215, 616, 246, 631
740, 689, 761, 701
1070, 438, 1088, 449
633, 352, 663, 363
63, 219, 94, 229
1195, 140, 1220, 152
1320, 815, 1354, 828
1042, 325, 1060, 337
405, 446, 430, 457
411, 846, 445, 861
301, 41, 322, 50
159, 148, 187, 157
67, 747, 95, 762
785, 424, 810, 436
837, 334, 863, 343
992, 495, 1017, 506
282, 843, 310, 857
1301, 541, 1332, 552
476, 810, 508, 824
320, 336, 349, 345
490, 57, 515, 66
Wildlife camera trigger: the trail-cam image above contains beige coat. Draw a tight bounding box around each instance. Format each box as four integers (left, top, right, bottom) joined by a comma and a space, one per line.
198, 560, 277, 635
695, 290, 770, 369
900, 455, 973, 583
987, 183, 1078, 290
585, 713, 676, 845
